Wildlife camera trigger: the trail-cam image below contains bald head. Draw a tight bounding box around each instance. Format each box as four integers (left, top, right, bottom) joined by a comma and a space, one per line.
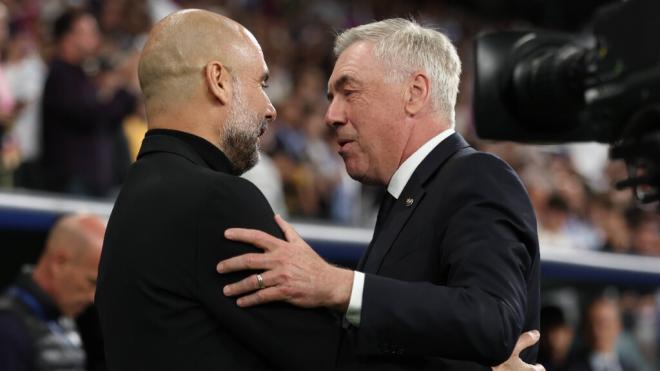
137, 9, 276, 174
43, 214, 105, 259
34, 214, 106, 317
138, 9, 261, 119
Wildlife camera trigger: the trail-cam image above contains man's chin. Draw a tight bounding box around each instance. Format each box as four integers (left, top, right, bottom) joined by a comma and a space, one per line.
232, 151, 260, 175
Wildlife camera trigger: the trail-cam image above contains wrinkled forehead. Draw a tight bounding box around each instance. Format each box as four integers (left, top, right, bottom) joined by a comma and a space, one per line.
328, 41, 380, 90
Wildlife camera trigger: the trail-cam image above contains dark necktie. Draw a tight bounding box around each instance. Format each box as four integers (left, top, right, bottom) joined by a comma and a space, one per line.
358, 192, 396, 270
374, 192, 396, 238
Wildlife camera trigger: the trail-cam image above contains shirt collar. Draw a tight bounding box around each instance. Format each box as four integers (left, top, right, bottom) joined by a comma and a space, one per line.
145, 129, 235, 174
387, 128, 455, 199
13, 266, 62, 321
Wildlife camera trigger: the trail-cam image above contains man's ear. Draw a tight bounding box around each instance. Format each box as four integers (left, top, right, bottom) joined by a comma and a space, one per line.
205, 61, 231, 105
404, 72, 430, 116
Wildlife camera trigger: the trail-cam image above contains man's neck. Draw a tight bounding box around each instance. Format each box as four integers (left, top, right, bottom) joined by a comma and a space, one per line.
399, 119, 452, 168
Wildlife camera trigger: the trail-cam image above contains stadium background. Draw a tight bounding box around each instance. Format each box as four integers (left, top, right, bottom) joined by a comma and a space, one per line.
0, 0, 657, 370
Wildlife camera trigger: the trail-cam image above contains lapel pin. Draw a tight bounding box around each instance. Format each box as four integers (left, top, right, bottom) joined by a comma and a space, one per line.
404, 197, 414, 207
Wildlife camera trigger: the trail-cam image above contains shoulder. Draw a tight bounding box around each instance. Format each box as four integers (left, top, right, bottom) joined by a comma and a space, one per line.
442, 149, 526, 191
435, 149, 535, 217
0, 304, 32, 354
199, 169, 268, 204
450, 149, 517, 176
190, 169, 275, 225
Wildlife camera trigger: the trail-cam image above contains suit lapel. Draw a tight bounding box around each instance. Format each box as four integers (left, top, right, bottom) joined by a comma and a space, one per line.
361, 133, 471, 273
363, 186, 425, 273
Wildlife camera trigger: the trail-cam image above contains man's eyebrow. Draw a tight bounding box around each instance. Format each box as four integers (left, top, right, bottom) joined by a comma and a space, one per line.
326, 74, 358, 100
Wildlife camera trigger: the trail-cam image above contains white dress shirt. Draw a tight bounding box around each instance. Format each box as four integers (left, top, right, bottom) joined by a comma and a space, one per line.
345, 128, 455, 326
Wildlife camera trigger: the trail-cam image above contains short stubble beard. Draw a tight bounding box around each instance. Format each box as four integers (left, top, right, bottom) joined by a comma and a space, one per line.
221, 81, 266, 175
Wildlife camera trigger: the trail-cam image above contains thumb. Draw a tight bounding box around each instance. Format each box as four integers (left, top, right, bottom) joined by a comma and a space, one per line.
512, 330, 540, 357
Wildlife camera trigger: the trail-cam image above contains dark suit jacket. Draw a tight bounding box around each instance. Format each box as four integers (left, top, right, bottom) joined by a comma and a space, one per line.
339, 133, 540, 371
96, 130, 341, 371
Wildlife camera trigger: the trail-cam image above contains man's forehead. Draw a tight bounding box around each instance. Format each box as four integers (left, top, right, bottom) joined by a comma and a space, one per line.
328, 41, 376, 88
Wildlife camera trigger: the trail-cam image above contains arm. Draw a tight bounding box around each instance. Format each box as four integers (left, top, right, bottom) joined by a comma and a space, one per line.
195, 179, 341, 371
354, 153, 538, 364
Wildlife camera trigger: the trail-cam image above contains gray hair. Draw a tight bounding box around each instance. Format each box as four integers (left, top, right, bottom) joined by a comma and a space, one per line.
334, 18, 461, 125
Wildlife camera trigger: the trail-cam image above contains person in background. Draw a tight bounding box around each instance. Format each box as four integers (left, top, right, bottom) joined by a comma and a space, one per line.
41, 8, 135, 197
0, 214, 105, 371
4, 25, 47, 189
568, 297, 652, 371
625, 208, 660, 257
0, 2, 18, 187
537, 305, 575, 371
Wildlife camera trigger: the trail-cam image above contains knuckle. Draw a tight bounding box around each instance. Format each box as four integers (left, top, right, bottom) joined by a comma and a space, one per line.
245, 254, 257, 267
281, 270, 293, 282
280, 285, 295, 298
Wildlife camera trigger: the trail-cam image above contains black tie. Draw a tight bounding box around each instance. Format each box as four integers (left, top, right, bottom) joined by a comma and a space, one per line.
357, 192, 396, 270
374, 192, 396, 239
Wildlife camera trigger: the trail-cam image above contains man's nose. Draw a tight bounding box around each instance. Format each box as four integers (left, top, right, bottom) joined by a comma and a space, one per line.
265, 101, 277, 123
325, 98, 346, 128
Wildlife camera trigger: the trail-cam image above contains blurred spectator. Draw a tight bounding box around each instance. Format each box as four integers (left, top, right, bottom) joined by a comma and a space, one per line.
568, 297, 652, 371
539, 193, 575, 249
4, 26, 47, 188
41, 8, 136, 197
0, 214, 105, 371
625, 208, 660, 257
0, 2, 18, 187
538, 305, 575, 371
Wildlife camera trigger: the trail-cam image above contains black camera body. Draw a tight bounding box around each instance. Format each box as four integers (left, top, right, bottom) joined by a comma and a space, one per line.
473, 0, 660, 204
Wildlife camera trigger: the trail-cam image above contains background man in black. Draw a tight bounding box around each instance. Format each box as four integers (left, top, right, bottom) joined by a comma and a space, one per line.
95, 9, 340, 371
218, 18, 543, 371
42, 9, 136, 197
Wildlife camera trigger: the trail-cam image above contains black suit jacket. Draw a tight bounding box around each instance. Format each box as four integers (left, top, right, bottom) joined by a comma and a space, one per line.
339, 133, 540, 371
96, 130, 341, 371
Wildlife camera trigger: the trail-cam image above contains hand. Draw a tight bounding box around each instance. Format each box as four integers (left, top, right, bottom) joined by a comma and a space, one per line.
492, 331, 545, 371
217, 215, 354, 311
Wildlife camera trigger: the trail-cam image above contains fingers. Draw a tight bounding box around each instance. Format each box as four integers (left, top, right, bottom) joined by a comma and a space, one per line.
533, 365, 546, 371
274, 214, 300, 243
235, 286, 283, 307
216, 253, 271, 273
223, 271, 276, 297
224, 228, 282, 252
512, 330, 540, 356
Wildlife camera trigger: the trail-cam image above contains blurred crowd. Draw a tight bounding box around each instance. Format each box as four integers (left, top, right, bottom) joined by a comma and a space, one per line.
539, 290, 660, 371
0, 0, 655, 255
0, 0, 657, 370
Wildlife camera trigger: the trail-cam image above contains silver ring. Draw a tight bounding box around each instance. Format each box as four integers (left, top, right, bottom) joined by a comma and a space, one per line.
256, 273, 265, 290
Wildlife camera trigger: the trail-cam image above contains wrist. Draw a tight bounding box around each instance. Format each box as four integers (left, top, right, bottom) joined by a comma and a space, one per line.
326, 267, 354, 312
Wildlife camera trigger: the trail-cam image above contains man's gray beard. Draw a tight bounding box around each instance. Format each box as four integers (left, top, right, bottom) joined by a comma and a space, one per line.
221, 84, 264, 175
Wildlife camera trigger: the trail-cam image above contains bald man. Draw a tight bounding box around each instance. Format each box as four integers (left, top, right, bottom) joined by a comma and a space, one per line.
0, 214, 105, 371
95, 9, 340, 371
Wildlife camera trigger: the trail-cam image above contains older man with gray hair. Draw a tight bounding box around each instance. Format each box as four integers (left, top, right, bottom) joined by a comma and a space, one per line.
220, 18, 542, 371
